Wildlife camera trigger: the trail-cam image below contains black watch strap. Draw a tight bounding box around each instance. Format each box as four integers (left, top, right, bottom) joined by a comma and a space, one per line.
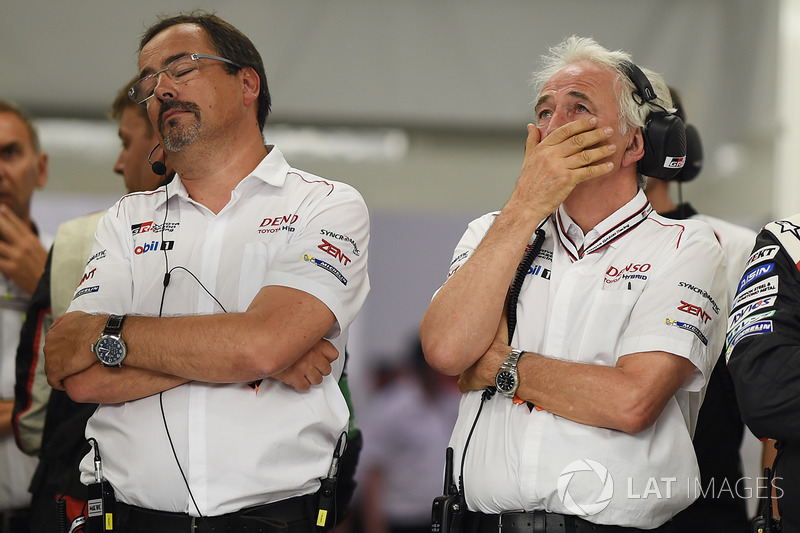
104, 314, 126, 335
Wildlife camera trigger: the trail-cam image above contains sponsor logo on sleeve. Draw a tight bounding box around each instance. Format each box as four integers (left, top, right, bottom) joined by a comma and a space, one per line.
726, 297, 776, 331
450, 251, 469, 267
73, 286, 100, 299
87, 249, 107, 264
737, 263, 775, 295
320, 229, 360, 256
725, 320, 774, 360
303, 254, 348, 285
726, 310, 776, 347
746, 246, 780, 268
677, 300, 712, 323
318, 239, 351, 265
665, 318, 709, 346
78, 268, 96, 287
731, 276, 778, 310
775, 219, 800, 240
677, 282, 721, 315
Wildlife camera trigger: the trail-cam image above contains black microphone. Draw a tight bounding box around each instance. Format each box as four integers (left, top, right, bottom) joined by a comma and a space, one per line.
148, 144, 167, 176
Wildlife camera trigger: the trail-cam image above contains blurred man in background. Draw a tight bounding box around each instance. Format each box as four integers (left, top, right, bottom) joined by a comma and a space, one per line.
0, 100, 50, 533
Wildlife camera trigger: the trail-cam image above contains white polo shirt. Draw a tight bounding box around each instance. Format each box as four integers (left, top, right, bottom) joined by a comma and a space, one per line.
69, 145, 370, 515
441, 190, 726, 529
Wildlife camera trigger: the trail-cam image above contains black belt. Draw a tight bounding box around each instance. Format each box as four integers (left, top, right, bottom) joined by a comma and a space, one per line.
464, 511, 673, 533
115, 494, 316, 533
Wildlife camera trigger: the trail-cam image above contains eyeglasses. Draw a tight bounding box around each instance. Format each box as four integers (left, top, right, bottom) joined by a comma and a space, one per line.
128, 53, 242, 106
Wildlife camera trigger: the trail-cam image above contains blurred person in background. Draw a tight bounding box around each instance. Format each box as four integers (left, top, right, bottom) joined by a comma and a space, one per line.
12, 76, 172, 533
0, 99, 50, 533
359, 337, 459, 533
644, 86, 756, 533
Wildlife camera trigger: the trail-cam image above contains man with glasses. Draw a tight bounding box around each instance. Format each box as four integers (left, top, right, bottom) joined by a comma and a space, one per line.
44, 11, 370, 533
0, 100, 50, 533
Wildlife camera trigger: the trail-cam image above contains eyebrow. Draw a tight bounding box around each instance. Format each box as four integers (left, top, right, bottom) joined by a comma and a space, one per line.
535, 89, 594, 112
0, 141, 22, 153
139, 52, 191, 78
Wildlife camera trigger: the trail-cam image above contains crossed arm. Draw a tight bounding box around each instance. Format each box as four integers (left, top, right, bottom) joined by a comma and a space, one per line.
44, 285, 338, 404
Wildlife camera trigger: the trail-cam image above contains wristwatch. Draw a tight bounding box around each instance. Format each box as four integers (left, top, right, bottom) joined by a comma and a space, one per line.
495, 348, 525, 398
91, 315, 128, 367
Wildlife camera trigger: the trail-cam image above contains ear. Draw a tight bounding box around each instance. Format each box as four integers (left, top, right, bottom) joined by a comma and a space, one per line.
240, 67, 260, 108
35, 152, 48, 189
621, 127, 645, 169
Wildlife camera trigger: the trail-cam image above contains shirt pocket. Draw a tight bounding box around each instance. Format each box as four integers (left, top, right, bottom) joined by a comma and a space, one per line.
577, 288, 642, 365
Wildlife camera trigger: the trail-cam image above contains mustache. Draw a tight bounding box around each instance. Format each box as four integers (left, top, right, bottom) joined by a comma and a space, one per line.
157, 100, 201, 130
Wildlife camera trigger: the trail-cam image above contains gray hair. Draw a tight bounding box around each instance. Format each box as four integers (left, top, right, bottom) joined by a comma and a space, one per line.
531, 36, 674, 136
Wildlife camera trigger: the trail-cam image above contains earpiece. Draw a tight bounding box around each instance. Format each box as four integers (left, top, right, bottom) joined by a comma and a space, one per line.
619, 60, 687, 180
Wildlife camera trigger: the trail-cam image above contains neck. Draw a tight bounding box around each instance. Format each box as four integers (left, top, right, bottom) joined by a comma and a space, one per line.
562, 173, 639, 233
171, 129, 268, 214
644, 178, 677, 215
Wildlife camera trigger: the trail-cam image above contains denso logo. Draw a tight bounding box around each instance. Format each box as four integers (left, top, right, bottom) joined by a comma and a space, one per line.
606, 263, 651, 277
260, 215, 299, 227
134, 240, 174, 255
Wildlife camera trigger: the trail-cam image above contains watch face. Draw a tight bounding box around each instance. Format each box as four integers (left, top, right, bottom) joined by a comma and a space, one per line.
496, 370, 517, 393
94, 336, 126, 366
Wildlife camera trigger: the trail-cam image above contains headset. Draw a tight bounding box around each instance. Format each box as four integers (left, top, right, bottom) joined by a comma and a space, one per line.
665, 87, 704, 183
619, 60, 687, 180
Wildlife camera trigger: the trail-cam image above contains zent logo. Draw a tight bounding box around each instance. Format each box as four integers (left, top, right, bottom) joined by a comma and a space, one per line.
677, 301, 712, 323
318, 239, 351, 265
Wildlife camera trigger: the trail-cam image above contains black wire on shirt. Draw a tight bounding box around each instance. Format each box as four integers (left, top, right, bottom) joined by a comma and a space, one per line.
456, 225, 547, 505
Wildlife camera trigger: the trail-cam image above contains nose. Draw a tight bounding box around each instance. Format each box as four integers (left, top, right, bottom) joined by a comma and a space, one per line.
113, 150, 125, 176
544, 108, 569, 138
152, 73, 177, 102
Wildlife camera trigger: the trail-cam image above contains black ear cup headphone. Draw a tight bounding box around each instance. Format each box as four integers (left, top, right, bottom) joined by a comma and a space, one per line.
619, 60, 687, 180
666, 87, 703, 183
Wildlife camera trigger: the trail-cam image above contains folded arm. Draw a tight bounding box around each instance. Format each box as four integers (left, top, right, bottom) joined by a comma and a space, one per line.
45, 285, 338, 403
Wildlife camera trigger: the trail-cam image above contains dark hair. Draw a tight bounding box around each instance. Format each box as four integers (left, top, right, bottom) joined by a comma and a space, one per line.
0, 99, 41, 153
109, 74, 153, 135
139, 10, 271, 131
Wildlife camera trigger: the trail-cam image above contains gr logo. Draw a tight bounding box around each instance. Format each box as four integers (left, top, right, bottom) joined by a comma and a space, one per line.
557, 459, 613, 516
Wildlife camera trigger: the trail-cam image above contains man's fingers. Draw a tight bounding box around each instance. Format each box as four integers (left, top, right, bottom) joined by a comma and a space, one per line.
539, 117, 599, 147
568, 143, 617, 169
